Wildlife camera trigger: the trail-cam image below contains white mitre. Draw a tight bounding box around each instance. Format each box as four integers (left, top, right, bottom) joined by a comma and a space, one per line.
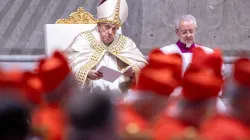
97, 0, 128, 26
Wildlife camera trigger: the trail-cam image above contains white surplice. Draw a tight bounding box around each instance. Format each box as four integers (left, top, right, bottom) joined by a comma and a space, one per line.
160, 44, 217, 73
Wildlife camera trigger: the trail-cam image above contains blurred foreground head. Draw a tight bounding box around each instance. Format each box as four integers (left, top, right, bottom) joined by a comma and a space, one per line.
128, 48, 182, 100
225, 57, 250, 124
67, 89, 117, 140
37, 51, 80, 106
124, 48, 182, 121
174, 48, 224, 126
0, 97, 29, 140
182, 47, 224, 101
0, 70, 23, 96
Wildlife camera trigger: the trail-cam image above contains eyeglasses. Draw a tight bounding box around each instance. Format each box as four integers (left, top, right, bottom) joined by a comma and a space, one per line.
177, 29, 195, 36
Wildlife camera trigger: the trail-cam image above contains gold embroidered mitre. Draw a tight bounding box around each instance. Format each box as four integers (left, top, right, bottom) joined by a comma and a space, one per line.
97, 0, 128, 26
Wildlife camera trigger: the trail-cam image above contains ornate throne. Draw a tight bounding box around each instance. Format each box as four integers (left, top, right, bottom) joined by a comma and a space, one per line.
44, 7, 122, 56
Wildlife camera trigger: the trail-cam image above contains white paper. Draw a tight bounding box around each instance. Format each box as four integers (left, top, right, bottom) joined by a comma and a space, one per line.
97, 66, 122, 83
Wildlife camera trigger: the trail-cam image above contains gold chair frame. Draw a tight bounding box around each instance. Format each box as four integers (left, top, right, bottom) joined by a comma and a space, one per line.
56, 7, 97, 24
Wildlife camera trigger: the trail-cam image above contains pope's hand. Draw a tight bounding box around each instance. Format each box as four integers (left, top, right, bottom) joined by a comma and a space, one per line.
87, 70, 103, 80
123, 67, 135, 78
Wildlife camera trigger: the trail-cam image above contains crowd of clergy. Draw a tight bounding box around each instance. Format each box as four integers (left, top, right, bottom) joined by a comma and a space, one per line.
0, 47, 250, 140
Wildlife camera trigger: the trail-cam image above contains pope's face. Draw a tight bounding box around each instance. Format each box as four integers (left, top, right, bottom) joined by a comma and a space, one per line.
98, 23, 119, 45
176, 20, 196, 45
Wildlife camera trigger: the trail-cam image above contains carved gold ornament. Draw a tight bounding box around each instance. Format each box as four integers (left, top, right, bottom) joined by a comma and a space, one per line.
56, 7, 97, 24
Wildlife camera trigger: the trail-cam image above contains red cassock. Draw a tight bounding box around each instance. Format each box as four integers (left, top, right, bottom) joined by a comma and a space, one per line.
31, 104, 67, 140
153, 115, 198, 140
200, 114, 250, 140
154, 47, 225, 140
117, 103, 149, 133
199, 57, 250, 140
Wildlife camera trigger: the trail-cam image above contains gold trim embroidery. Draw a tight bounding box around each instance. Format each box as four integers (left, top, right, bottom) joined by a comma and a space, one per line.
76, 51, 105, 85
86, 31, 134, 68
75, 35, 105, 84
75, 30, 107, 84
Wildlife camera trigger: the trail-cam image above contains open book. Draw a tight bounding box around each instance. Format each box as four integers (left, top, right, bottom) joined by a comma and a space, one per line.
97, 65, 133, 83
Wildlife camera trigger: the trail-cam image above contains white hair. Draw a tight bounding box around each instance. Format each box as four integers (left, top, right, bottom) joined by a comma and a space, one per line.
175, 14, 197, 29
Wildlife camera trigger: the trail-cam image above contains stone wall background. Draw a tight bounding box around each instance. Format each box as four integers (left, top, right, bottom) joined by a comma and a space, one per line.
0, 0, 250, 56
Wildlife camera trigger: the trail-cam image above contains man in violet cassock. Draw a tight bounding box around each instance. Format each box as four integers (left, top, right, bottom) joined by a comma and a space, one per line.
160, 14, 225, 102
161, 14, 224, 74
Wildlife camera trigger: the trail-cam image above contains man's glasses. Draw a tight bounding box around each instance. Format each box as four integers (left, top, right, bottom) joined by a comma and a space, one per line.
177, 29, 195, 36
